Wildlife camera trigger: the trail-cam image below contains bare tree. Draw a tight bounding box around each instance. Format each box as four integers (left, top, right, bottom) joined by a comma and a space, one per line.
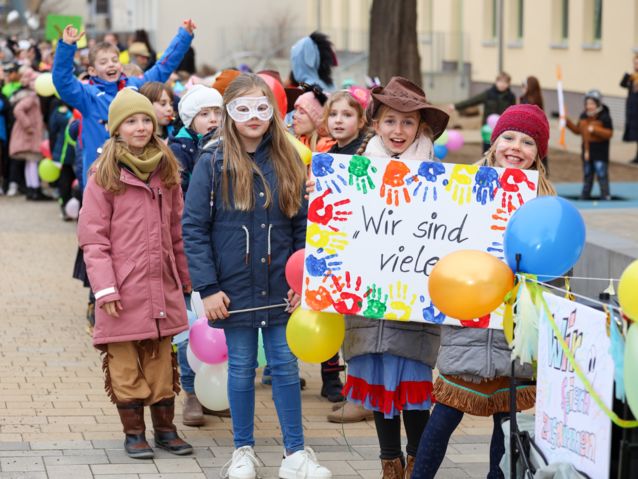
368, 0, 421, 87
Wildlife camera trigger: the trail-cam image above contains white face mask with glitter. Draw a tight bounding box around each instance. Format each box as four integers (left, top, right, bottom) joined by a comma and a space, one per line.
226, 96, 274, 123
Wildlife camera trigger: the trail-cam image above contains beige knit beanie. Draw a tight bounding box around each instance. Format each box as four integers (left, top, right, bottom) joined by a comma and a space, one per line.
108, 88, 158, 136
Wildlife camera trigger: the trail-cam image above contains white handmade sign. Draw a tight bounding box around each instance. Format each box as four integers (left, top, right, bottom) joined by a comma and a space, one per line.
301, 153, 538, 327
535, 293, 613, 479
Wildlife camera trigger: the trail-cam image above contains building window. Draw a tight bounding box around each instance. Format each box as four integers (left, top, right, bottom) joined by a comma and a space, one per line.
516, 0, 524, 39
551, 0, 569, 47
507, 0, 524, 45
593, 0, 603, 41
583, 0, 602, 47
561, 0, 569, 40
492, 0, 499, 38
483, 0, 498, 44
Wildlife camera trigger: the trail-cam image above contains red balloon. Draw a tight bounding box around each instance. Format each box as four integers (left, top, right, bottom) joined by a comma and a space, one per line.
258, 73, 287, 120
285, 249, 305, 295
40, 139, 51, 158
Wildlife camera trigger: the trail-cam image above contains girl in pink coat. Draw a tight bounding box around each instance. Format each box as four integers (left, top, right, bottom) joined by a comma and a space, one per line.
78, 88, 192, 459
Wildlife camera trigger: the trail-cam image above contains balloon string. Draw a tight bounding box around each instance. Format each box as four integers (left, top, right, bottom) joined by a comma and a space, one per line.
539, 295, 638, 428
517, 274, 621, 282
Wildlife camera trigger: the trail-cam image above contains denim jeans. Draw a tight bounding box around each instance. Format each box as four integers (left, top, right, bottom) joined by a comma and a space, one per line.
176, 340, 195, 394
582, 159, 610, 198
224, 325, 303, 453
412, 403, 507, 479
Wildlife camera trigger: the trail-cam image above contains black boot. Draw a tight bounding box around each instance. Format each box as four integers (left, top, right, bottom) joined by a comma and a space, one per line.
116, 401, 154, 459
150, 398, 193, 455
26, 187, 54, 201
320, 353, 345, 402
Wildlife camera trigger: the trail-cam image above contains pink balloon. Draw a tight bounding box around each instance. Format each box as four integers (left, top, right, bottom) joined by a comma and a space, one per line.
189, 317, 229, 364
285, 248, 305, 295
446, 130, 464, 151
486, 114, 500, 130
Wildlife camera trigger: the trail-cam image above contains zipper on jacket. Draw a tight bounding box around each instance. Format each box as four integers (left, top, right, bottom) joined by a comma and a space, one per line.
156, 319, 161, 340
158, 188, 163, 215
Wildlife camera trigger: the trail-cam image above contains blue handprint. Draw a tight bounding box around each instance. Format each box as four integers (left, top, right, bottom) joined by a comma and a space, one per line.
305, 248, 343, 276
486, 241, 504, 260
473, 166, 500, 205
420, 295, 446, 324
312, 153, 347, 193
406, 162, 446, 202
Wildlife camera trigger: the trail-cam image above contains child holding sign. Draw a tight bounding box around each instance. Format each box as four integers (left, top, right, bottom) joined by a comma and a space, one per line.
182, 73, 331, 479
412, 104, 555, 479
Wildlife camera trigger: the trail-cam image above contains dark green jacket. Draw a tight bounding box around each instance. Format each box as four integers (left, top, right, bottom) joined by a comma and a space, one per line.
455, 85, 516, 125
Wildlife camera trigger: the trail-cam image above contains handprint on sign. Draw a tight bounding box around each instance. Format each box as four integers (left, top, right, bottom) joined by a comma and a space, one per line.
304, 277, 333, 311
308, 189, 352, 232
490, 207, 510, 232
306, 223, 348, 255
312, 153, 347, 193
499, 169, 536, 213
329, 272, 364, 315
473, 166, 500, 205
443, 165, 479, 205
363, 284, 388, 319
380, 160, 411, 206
386, 281, 417, 321
305, 248, 342, 277
345, 155, 377, 194
406, 162, 446, 202
420, 296, 446, 324
460, 314, 490, 328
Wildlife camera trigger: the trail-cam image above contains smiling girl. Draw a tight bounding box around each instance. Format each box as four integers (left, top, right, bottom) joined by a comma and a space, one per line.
323, 90, 367, 155
140, 82, 175, 140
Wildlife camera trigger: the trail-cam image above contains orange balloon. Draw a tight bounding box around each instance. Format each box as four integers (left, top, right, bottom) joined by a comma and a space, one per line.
429, 250, 514, 320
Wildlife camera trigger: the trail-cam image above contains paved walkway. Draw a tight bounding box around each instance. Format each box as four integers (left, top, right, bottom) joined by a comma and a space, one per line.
0, 197, 493, 478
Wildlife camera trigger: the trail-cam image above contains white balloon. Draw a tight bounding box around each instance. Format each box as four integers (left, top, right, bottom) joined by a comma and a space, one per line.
27, 16, 39, 30
64, 198, 80, 219
6, 11, 19, 24
190, 291, 206, 318
194, 362, 229, 411
186, 344, 204, 373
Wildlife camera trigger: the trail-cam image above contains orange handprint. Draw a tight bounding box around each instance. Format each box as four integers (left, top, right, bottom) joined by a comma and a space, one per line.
380, 160, 411, 206
304, 277, 333, 311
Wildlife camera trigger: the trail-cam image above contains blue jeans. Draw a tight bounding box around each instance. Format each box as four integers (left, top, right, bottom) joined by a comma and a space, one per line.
582, 159, 610, 198
176, 339, 195, 394
412, 403, 507, 479
225, 325, 304, 453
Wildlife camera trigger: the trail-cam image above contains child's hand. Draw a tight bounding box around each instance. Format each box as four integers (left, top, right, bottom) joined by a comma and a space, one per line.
182, 19, 197, 35
62, 24, 85, 45
203, 291, 230, 321
304, 179, 316, 200
102, 300, 123, 318
286, 289, 301, 312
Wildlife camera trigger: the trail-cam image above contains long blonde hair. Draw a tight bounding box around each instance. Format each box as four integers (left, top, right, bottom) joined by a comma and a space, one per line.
479, 140, 556, 197
220, 73, 305, 218
93, 135, 181, 194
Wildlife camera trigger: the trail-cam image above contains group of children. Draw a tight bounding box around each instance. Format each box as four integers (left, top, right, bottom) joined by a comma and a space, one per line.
0, 19, 608, 479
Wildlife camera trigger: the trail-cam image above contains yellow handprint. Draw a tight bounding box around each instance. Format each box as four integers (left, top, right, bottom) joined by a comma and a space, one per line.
306, 223, 349, 255
444, 165, 479, 205
386, 280, 417, 321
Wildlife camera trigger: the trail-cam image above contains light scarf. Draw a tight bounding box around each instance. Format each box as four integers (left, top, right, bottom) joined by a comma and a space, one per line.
116, 143, 163, 181
364, 133, 435, 161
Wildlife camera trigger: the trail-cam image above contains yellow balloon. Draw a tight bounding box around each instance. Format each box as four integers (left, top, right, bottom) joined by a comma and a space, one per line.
286, 132, 312, 166
624, 324, 638, 417
619, 260, 638, 321
286, 308, 345, 363
34, 72, 57, 97
429, 250, 514, 320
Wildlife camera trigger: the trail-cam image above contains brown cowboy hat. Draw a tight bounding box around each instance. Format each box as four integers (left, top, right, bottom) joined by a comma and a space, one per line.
367, 76, 449, 140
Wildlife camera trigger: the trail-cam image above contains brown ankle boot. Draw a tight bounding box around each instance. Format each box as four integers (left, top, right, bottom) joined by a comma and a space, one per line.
182, 393, 205, 427
404, 455, 415, 479
116, 401, 154, 459
150, 398, 193, 455
381, 457, 404, 479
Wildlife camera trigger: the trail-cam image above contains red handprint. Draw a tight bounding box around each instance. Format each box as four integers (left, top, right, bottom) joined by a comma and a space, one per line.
329, 272, 364, 315
304, 277, 333, 311
460, 314, 490, 328
380, 160, 411, 206
499, 169, 536, 213
308, 188, 352, 232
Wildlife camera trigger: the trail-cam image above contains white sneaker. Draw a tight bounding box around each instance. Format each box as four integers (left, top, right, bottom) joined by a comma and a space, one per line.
279, 447, 332, 479
220, 446, 261, 479
6, 182, 18, 196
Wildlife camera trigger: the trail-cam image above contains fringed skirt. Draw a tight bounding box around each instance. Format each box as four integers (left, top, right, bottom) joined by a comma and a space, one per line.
433, 374, 536, 417
343, 353, 434, 419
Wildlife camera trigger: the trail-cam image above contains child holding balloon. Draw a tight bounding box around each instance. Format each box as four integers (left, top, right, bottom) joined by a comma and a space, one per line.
411, 104, 556, 479
77, 88, 193, 459
182, 73, 332, 479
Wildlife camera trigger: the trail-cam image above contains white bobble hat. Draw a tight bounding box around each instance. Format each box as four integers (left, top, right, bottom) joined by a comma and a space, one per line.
178, 84, 223, 128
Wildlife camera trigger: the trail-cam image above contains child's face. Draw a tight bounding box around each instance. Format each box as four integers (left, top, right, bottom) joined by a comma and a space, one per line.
293, 107, 315, 136
153, 90, 174, 126
7, 71, 19, 82
90, 48, 122, 82
191, 107, 222, 135
494, 130, 538, 169
373, 109, 420, 155
585, 98, 599, 115
495, 78, 510, 92
117, 113, 154, 154
233, 87, 271, 149
328, 98, 363, 146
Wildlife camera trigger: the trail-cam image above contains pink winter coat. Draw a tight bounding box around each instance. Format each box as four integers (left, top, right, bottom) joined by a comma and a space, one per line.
9, 89, 44, 157
78, 166, 191, 345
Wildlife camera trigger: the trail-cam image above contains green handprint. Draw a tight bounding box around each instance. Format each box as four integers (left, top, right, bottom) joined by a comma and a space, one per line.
363, 284, 388, 319
347, 155, 377, 194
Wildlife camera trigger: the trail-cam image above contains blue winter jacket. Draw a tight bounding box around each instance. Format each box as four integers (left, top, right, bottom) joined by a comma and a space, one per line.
182, 136, 307, 329
52, 27, 193, 188
169, 126, 200, 193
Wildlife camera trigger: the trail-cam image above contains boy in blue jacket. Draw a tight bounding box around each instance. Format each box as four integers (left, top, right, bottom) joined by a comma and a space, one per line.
52, 20, 196, 189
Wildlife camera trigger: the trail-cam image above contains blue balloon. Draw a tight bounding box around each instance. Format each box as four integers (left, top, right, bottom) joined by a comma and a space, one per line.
433, 144, 448, 160
503, 196, 586, 281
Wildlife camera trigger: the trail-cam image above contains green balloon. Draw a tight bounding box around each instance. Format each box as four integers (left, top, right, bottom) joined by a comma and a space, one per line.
257, 329, 267, 367
625, 324, 638, 418
38, 159, 61, 183
434, 129, 449, 145
481, 124, 493, 143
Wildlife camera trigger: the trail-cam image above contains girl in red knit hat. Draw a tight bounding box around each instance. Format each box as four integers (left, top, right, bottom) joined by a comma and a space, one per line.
412, 104, 555, 479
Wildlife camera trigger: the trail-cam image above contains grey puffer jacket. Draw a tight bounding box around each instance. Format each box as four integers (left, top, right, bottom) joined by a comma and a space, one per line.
342, 316, 441, 367
436, 326, 533, 381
